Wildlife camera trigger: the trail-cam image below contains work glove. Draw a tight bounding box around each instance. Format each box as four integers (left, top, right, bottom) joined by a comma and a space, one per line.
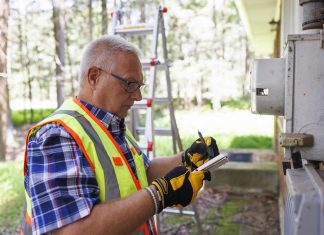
182, 136, 219, 171
152, 166, 210, 212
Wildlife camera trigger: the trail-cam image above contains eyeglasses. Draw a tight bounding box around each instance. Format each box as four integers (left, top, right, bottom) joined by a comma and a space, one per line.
97, 67, 145, 93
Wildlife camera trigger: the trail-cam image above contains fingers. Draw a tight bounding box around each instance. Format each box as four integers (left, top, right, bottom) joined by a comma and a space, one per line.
204, 136, 212, 146
182, 136, 220, 171
152, 166, 208, 209
203, 170, 211, 181
204, 136, 219, 157
188, 170, 205, 204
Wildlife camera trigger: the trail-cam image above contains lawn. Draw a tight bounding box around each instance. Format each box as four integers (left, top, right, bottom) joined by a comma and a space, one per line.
0, 160, 24, 235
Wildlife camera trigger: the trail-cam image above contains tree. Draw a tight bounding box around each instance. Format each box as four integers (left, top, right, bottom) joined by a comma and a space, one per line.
101, 0, 108, 35
52, 0, 65, 107
88, 0, 93, 40
0, 0, 9, 161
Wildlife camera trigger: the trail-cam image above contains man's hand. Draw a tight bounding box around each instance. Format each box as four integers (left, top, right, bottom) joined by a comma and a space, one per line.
182, 136, 219, 171
152, 166, 210, 212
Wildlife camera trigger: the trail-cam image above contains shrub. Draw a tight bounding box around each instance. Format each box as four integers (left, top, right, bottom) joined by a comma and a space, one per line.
12, 109, 55, 127
229, 135, 272, 149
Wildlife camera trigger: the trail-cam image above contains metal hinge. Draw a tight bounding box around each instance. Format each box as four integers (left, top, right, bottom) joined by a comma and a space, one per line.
279, 133, 314, 147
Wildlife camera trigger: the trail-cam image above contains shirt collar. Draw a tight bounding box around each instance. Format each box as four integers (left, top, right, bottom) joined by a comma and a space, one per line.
80, 99, 125, 136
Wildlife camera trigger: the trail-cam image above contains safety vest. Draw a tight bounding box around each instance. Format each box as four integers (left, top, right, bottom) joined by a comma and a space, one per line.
21, 97, 157, 235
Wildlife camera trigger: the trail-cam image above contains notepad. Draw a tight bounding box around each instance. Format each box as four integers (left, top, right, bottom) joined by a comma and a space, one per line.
196, 153, 229, 171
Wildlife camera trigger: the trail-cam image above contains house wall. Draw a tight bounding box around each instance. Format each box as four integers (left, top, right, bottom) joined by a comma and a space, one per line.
280, 0, 303, 56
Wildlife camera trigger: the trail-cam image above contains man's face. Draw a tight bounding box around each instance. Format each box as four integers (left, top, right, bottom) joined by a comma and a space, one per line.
92, 52, 143, 118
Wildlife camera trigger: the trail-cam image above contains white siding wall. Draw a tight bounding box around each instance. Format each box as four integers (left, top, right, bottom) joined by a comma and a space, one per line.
280, 0, 303, 56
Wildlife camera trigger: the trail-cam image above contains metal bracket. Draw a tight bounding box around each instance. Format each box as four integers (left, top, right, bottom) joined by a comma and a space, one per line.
291, 151, 303, 169
279, 133, 314, 147
282, 161, 291, 175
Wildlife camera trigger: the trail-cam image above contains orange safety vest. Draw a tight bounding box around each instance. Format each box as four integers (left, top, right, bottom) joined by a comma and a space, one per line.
21, 97, 157, 235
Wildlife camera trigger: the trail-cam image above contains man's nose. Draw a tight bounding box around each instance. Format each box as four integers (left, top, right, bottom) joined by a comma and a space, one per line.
132, 88, 142, 101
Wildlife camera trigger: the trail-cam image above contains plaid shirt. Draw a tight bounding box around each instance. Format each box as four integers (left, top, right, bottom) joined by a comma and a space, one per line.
25, 100, 151, 234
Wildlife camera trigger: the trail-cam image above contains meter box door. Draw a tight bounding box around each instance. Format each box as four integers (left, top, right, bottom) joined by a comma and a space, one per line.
250, 58, 285, 115
284, 33, 324, 161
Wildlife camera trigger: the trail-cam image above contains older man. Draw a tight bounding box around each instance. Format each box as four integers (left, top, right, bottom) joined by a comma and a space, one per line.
21, 35, 219, 235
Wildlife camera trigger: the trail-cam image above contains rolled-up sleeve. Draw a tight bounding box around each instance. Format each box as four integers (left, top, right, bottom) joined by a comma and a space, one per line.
25, 123, 100, 234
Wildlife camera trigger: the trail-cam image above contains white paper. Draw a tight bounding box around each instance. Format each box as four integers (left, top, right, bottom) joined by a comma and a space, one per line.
196, 153, 229, 171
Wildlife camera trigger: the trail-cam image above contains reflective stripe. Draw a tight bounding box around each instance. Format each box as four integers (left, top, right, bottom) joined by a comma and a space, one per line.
54, 110, 120, 200
24, 191, 32, 219
69, 98, 142, 197
125, 131, 143, 155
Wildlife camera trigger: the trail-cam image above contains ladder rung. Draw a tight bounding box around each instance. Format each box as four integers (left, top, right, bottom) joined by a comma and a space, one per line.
137, 142, 153, 151
141, 61, 168, 71
162, 208, 195, 216
114, 23, 154, 36
132, 98, 170, 109
136, 127, 172, 136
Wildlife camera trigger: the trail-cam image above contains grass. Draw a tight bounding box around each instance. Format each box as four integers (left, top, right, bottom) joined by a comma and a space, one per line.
12, 109, 55, 127
229, 135, 272, 149
213, 199, 247, 235
161, 197, 249, 235
220, 96, 250, 110
0, 160, 24, 234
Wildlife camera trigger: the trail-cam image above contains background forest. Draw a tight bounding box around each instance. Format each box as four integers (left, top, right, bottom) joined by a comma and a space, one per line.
8, 0, 250, 120
0, 0, 274, 233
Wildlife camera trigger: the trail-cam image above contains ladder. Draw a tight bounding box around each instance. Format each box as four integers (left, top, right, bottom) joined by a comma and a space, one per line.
112, 5, 182, 159
111, 5, 203, 234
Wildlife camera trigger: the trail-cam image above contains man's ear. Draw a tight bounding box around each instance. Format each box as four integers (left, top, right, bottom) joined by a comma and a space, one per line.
87, 67, 101, 89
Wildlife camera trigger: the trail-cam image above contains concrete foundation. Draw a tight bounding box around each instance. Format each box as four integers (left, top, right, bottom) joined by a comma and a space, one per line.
205, 161, 279, 194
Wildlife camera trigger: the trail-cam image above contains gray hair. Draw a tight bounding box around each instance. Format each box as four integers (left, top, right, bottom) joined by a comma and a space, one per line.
78, 35, 142, 87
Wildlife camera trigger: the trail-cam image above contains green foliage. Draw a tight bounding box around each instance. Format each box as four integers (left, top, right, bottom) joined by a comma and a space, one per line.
12, 109, 55, 127
229, 135, 272, 149
0, 161, 24, 235
180, 0, 208, 9
220, 96, 250, 110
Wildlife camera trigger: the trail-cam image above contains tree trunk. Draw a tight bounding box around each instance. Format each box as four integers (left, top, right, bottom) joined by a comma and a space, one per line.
220, 0, 226, 60
101, 0, 108, 35
17, 13, 28, 123
65, 30, 75, 96
88, 0, 93, 40
52, 0, 65, 107
0, 0, 9, 161
22, 14, 33, 123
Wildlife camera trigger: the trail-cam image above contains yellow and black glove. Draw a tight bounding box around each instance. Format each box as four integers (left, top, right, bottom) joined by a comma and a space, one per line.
152, 166, 210, 212
182, 136, 219, 171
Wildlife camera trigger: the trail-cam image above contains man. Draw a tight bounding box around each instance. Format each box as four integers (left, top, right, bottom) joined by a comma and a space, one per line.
22, 35, 219, 235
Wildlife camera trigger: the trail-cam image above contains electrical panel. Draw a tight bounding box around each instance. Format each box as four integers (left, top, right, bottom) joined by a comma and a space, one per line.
251, 32, 324, 161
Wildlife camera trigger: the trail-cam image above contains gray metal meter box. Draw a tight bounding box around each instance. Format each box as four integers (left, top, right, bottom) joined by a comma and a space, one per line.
251, 32, 324, 161
250, 58, 285, 115
284, 33, 324, 161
